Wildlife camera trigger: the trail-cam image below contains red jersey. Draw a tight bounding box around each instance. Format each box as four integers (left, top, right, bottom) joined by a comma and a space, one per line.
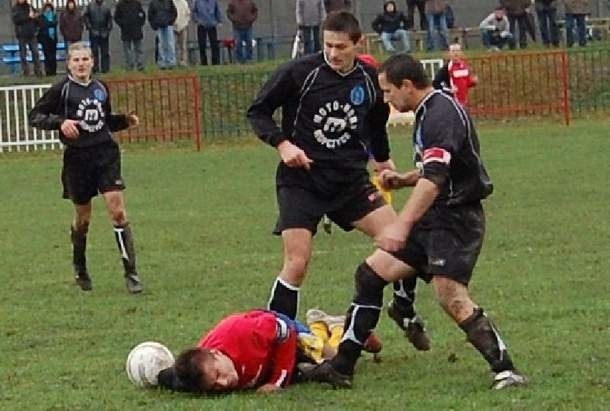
448, 59, 476, 106
198, 310, 297, 389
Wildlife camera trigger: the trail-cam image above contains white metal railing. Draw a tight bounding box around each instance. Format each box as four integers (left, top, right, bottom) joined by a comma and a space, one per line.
31, 0, 92, 10
0, 83, 62, 152
421, 58, 444, 79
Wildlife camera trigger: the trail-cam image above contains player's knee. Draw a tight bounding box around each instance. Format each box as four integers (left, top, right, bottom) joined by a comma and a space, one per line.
110, 208, 127, 225
282, 255, 309, 282
433, 277, 474, 322
74, 217, 90, 233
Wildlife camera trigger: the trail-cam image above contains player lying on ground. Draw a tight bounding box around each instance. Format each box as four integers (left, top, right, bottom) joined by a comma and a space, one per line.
28, 42, 143, 293
156, 309, 381, 394
299, 54, 527, 390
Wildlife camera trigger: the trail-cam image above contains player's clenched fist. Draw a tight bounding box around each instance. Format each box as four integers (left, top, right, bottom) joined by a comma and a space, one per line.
61, 119, 80, 139
277, 140, 314, 170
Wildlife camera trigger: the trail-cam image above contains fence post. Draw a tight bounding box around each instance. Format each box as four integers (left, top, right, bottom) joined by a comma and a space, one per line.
561, 51, 571, 126
192, 75, 202, 152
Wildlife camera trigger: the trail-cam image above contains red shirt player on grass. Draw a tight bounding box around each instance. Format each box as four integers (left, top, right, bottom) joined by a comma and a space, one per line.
433, 43, 478, 107
156, 309, 383, 394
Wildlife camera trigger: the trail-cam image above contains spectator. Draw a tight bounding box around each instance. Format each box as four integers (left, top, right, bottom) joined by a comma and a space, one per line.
371, 1, 411, 54
173, 0, 191, 67
114, 0, 146, 71
84, 0, 113, 73
479, 6, 513, 51
535, 0, 559, 47
227, 0, 258, 64
11, 0, 42, 77
405, 0, 427, 30
324, 0, 351, 13
192, 0, 223, 66
296, 0, 325, 55
524, 1, 537, 42
425, 0, 449, 51
433, 43, 477, 107
500, 0, 530, 49
38, 2, 58, 76
445, 3, 455, 29
565, 0, 590, 47
60, 0, 84, 49
149, 0, 178, 69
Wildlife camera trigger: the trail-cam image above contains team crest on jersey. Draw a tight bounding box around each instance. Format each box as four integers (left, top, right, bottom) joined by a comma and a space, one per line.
76, 97, 105, 133
312, 100, 358, 149
93, 87, 106, 102
350, 84, 365, 106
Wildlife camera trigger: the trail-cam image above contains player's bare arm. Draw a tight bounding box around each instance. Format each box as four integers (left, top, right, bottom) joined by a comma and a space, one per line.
378, 169, 420, 190
277, 140, 313, 170
375, 178, 439, 252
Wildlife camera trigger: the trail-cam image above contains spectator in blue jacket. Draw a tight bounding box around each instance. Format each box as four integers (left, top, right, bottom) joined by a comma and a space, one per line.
192, 0, 223, 65
38, 2, 58, 76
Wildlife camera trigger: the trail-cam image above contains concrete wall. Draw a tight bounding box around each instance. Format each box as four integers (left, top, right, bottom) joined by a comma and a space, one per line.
2, 0, 609, 75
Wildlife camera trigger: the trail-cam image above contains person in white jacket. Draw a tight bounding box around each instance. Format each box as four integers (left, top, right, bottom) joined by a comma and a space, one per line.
173, 0, 191, 66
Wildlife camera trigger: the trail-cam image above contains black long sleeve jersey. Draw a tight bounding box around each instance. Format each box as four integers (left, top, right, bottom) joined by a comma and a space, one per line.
247, 52, 390, 196
29, 75, 129, 148
413, 90, 493, 208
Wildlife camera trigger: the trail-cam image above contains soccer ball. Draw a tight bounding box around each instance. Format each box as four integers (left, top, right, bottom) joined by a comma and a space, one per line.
125, 341, 175, 388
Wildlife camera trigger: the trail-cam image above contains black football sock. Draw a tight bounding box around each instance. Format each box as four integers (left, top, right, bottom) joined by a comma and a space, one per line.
459, 307, 515, 373
392, 277, 417, 319
267, 277, 299, 319
113, 223, 138, 276
71, 225, 88, 274
331, 262, 387, 375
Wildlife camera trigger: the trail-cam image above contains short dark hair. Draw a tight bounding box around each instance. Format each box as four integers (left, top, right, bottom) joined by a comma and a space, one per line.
174, 348, 215, 393
379, 54, 430, 89
322, 11, 362, 43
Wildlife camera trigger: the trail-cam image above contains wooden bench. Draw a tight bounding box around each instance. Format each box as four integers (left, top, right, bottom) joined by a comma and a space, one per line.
1, 41, 89, 74
364, 27, 477, 54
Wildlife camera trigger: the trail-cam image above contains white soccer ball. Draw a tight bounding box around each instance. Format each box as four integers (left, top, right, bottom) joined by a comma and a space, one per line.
125, 341, 175, 388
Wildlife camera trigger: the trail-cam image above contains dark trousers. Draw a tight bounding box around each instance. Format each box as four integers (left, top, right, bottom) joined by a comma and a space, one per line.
18, 37, 42, 76
406, 0, 427, 30
566, 13, 587, 47
537, 8, 559, 46
40, 37, 57, 76
197, 25, 219, 65
300, 25, 320, 54
90, 34, 110, 73
508, 14, 528, 49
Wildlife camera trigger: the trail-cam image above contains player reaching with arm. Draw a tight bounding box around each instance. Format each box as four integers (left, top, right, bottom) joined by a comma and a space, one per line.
247, 11, 429, 352
28, 42, 143, 293
300, 54, 527, 390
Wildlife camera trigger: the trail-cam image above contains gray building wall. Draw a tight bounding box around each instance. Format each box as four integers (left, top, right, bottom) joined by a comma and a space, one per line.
2, 0, 609, 75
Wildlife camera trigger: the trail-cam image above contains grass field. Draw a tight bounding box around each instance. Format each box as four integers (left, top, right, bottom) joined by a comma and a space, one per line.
1, 119, 609, 410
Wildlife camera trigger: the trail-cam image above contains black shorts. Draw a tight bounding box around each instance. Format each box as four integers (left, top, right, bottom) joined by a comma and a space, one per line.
391, 203, 485, 286
273, 182, 387, 235
61, 140, 125, 205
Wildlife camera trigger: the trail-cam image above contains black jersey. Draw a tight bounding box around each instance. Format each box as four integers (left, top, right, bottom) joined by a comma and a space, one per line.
29, 75, 129, 148
247, 52, 390, 196
413, 90, 493, 207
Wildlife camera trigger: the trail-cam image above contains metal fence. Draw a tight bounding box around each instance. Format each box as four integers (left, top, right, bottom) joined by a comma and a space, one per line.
468, 50, 571, 125
3, 49, 610, 151
0, 83, 60, 152
0, 74, 201, 152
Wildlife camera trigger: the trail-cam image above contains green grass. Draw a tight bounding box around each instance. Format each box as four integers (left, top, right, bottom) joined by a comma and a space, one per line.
1, 119, 609, 410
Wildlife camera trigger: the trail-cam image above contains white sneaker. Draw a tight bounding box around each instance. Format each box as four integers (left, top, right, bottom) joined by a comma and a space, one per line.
491, 370, 528, 390
305, 308, 345, 328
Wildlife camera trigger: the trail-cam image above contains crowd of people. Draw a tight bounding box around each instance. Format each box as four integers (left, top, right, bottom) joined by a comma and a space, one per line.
9, 1, 599, 76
